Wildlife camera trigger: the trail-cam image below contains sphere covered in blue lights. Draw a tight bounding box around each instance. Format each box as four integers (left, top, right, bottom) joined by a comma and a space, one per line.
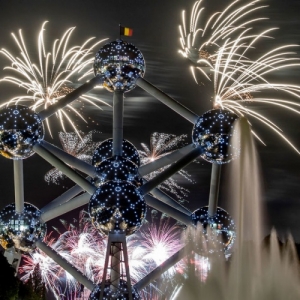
89, 280, 141, 300
0, 105, 44, 159
191, 206, 235, 255
0, 203, 47, 252
96, 155, 142, 187
92, 138, 140, 167
89, 180, 146, 236
94, 39, 145, 92
192, 109, 239, 164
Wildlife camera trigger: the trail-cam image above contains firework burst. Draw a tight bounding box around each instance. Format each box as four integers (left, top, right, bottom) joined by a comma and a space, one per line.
129, 216, 185, 299
139, 132, 195, 202
45, 130, 101, 184
179, 0, 268, 81
20, 212, 190, 299
210, 31, 300, 153
20, 233, 79, 299
0, 21, 110, 137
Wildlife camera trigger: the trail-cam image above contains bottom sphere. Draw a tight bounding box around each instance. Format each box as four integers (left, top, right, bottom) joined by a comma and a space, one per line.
89, 280, 141, 300
191, 206, 236, 255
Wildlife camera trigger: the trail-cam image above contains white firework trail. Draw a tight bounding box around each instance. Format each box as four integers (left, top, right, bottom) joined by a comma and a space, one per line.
45, 130, 101, 184
139, 132, 195, 202
211, 30, 300, 153
179, 0, 268, 81
0, 21, 110, 137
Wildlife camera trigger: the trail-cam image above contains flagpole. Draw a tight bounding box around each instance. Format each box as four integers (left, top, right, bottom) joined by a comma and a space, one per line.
119, 23, 121, 40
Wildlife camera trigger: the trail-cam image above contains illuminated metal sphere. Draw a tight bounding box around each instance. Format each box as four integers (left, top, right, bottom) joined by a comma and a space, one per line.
192, 109, 239, 164
89, 280, 141, 300
89, 180, 146, 236
0, 105, 44, 159
92, 138, 140, 167
94, 39, 145, 92
191, 206, 235, 255
96, 155, 143, 187
0, 203, 47, 252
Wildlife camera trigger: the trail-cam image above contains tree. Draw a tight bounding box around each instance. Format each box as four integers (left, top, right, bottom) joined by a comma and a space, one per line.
0, 252, 19, 300
19, 264, 46, 300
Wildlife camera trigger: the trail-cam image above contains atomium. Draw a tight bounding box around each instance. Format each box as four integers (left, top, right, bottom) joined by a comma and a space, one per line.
96, 156, 142, 187
0, 105, 44, 159
89, 280, 141, 300
0, 203, 47, 252
89, 180, 146, 236
192, 109, 239, 164
191, 206, 236, 255
94, 39, 145, 92
92, 138, 140, 167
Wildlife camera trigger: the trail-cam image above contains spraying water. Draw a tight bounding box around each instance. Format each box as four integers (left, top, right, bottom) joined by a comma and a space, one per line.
171, 117, 300, 300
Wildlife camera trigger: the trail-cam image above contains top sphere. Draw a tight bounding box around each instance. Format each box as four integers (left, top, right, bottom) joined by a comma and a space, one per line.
192, 109, 239, 164
94, 40, 145, 92
0, 105, 44, 159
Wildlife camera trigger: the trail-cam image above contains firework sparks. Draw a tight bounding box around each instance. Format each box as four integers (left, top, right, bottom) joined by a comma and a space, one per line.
139, 220, 183, 274
45, 130, 101, 184
20, 212, 192, 299
179, 0, 268, 80
179, 1, 300, 153
20, 233, 79, 299
0, 21, 110, 137
20, 212, 149, 299
179, 0, 267, 62
139, 132, 195, 202
210, 31, 300, 153
20, 213, 106, 299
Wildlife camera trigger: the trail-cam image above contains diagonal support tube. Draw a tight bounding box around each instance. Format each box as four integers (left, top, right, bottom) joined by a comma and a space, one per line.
40, 184, 84, 213
134, 246, 189, 292
149, 186, 191, 216
138, 143, 195, 177
144, 195, 192, 226
136, 77, 199, 124
113, 91, 124, 156
39, 75, 105, 121
41, 141, 97, 177
36, 240, 95, 291
208, 163, 222, 217
33, 143, 96, 195
14, 160, 24, 214
41, 192, 90, 222
139, 147, 203, 195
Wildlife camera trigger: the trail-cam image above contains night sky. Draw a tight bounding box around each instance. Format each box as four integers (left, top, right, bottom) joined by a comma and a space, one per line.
0, 0, 299, 243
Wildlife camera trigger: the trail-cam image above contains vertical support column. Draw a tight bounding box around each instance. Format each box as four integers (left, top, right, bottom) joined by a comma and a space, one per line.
14, 160, 24, 214
100, 232, 133, 300
110, 243, 122, 291
208, 163, 222, 217
113, 91, 124, 156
